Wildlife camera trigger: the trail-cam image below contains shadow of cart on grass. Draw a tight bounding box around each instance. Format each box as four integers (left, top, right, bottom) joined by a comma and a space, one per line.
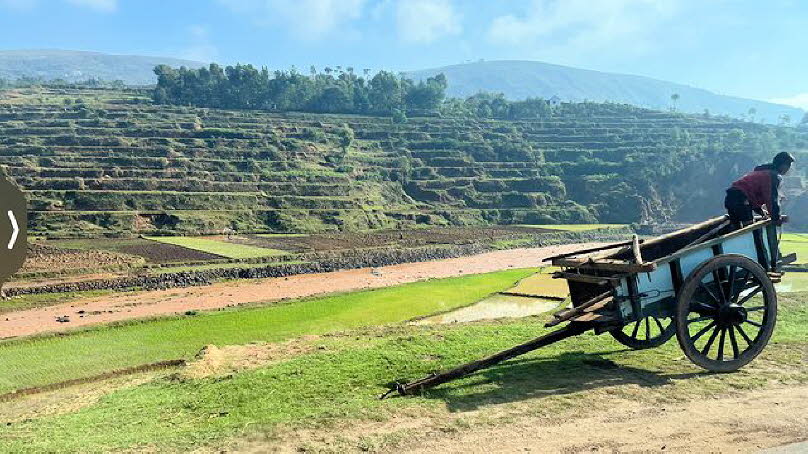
417, 350, 710, 412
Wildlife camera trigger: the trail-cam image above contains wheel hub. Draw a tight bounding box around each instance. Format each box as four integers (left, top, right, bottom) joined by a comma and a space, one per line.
718, 303, 747, 326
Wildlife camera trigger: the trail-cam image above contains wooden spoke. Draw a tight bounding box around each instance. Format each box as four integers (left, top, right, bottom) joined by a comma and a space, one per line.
729, 327, 740, 359
731, 270, 751, 304
711, 270, 727, 305
727, 265, 737, 303
690, 301, 717, 314
612, 315, 675, 350
687, 315, 713, 324
631, 319, 640, 338
737, 285, 762, 306
701, 326, 721, 355
691, 320, 716, 342
745, 319, 763, 328
699, 282, 722, 306
717, 328, 726, 361
653, 316, 665, 333
745, 306, 765, 312
736, 324, 753, 344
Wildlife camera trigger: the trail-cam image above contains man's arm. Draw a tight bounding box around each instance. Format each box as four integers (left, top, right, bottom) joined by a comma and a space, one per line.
770, 171, 782, 221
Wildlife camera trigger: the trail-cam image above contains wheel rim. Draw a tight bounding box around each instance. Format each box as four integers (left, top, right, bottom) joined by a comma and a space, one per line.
616, 315, 673, 345
680, 260, 775, 366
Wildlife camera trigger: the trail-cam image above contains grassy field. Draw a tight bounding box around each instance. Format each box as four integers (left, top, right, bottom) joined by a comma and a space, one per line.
519, 224, 627, 231
144, 236, 289, 259
781, 233, 808, 263
0, 292, 804, 452
0, 269, 535, 394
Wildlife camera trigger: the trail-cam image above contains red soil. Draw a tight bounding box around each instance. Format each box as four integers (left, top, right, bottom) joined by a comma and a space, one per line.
0, 244, 597, 340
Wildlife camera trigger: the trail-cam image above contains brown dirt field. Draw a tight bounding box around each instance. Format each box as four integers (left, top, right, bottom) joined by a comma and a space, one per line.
394, 385, 808, 454
20, 243, 143, 272
234, 385, 808, 453
117, 240, 225, 263
0, 243, 598, 339
180, 337, 319, 380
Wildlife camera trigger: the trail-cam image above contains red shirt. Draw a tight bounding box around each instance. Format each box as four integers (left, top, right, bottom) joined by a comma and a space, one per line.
730, 164, 782, 218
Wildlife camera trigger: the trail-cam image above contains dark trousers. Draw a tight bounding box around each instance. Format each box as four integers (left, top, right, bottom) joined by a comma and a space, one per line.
725, 188, 753, 227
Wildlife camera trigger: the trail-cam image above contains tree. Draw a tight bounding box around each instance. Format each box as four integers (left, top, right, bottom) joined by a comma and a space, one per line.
802, 112, 808, 124
336, 125, 354, 152
747, 107, 757, 122
368, 71, 403, 114
670, 93, 680, 111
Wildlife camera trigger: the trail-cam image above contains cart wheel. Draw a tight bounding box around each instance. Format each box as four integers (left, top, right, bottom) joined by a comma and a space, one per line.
610, 315, 675, 349
675, 254, 777, 372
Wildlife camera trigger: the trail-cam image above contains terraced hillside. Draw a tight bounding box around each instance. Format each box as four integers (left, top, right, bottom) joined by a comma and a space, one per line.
1, 87, 806, 237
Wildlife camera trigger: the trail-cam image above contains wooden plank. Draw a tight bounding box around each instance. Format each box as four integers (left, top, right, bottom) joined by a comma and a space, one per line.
553, 257, 657, 273
546, 290, 612, 327
652, 219, 773, 267
631, 234, 644, 264
542, 240, 639, 262
571, 312, 618, 323
780, 253, 797, 266
552, 271, 620, 285
637, 215, 729, 251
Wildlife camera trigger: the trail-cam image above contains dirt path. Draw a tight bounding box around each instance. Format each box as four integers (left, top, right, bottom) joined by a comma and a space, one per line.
387, 385, 808, 454
394, 385, 808, 453
0, 244, 596, 339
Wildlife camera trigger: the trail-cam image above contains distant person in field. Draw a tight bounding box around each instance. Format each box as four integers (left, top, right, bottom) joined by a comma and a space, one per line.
725, 152, 795, 228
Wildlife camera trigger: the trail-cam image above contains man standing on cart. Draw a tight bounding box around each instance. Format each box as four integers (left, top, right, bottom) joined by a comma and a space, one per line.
725, 152, 795, 228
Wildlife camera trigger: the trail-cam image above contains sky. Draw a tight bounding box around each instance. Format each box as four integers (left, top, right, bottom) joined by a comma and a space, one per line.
0, 0, 807, 108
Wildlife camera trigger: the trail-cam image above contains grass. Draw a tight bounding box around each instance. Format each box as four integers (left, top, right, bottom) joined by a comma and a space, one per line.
0, 293, 805, 452
255, 233, 309, 238
780, 233, 808, 263
0, 268, 535, 395
143, 236, 288, 259
518, 224, 627, 231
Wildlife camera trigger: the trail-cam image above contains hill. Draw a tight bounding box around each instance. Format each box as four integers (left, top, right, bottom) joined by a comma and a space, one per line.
0, 50, 205, 85
1, 87, 806, 237
406, 60, 804, 123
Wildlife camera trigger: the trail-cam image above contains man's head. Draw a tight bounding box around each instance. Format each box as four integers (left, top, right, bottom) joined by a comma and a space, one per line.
773, 152, 795, 175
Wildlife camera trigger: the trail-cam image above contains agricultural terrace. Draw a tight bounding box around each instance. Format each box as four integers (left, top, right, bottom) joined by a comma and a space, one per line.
1, 87, 807, 238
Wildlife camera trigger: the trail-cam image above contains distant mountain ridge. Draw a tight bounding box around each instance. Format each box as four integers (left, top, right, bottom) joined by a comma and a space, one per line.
406, 60, 804, 123
0, 49, 205, 85
1, 51, 802, 123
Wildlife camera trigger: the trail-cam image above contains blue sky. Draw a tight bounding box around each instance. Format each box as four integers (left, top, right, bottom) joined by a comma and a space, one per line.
0, 0, 806, 107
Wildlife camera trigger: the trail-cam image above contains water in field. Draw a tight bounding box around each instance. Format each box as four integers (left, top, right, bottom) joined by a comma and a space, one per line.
416, 294, 559, 325
775, 272, 808, 293
507, 270, 568, 298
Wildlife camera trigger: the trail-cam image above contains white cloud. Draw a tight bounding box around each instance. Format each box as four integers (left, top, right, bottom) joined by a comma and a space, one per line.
217, 0, 366, 41
396, 0, 461, 44
769, 93, 808, 111
487, 0, 679, 57
181, 25, 219, 63
65, 0, 117, 12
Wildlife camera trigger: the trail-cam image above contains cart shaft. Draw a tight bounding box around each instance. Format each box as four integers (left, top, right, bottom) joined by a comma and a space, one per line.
384, 323, 591, 398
